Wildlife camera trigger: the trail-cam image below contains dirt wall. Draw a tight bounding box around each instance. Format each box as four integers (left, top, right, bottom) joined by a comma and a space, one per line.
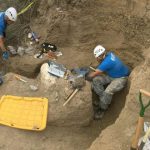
88, 1, 150, 149
89, 48, 150, 150
2, 0, 149, 75
0, 0, 150, 149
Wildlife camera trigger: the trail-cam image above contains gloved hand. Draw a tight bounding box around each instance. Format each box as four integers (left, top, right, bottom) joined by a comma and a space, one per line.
85, 73, 93, 81
0, 77, 3, 85
2, 51, 9, 60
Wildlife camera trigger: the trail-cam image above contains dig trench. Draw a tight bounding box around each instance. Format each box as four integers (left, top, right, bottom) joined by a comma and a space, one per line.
0, 22, 144, 149
0, 53, 130, 150
0, 0, 148, 149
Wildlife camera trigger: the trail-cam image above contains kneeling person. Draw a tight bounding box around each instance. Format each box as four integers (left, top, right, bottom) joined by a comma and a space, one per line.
88, 45, 130, 119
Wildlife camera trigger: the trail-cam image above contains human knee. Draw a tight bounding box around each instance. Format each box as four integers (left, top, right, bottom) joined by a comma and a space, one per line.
101, 92, 113, 105
105, 88, 114, 95
92, 76, 104, 85
105, 78, 127, 94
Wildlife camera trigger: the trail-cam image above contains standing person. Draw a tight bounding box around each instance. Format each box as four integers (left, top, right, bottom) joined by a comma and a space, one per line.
87, 45, 130, 120
0, 7, 17, 84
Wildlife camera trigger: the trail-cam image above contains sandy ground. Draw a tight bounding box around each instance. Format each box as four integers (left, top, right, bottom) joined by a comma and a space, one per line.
0, 89, 127, 150
0, 0, 150, 149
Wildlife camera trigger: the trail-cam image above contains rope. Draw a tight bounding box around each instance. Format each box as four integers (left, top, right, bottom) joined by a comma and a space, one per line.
17, 0, 37, 16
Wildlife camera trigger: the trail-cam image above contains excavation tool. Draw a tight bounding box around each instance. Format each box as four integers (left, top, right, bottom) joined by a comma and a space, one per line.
63, 77, 86, 106
131, 89, 150, 150
139, 126, 150, 150
14, 75, 27, 83
63, 88, 80, 106
89, 66, 96, 71
48, 61, 66, 78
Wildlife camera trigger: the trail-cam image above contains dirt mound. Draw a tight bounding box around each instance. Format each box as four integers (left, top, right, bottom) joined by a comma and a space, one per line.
0, 63, 93, 126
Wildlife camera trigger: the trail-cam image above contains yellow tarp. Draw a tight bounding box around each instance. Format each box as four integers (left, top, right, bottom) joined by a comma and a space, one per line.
0, 95, 48, 131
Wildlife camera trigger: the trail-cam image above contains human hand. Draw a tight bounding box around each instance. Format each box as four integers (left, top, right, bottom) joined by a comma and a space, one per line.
0, 77, 3, 85
2, 51, 9, 60
85, 72, 93, 81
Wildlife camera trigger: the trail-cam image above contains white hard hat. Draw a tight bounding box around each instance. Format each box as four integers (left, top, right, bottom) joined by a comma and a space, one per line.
93, 45, 105, 58
5, 7, 17, 22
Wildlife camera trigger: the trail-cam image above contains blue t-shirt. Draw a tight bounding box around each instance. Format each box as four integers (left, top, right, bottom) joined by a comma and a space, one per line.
97, 52, 130, 78
0, 12, 7, 37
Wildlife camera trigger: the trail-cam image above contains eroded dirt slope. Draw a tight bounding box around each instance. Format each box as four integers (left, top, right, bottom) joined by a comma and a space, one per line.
89, 48, 150, 150
0, 0, 150, 150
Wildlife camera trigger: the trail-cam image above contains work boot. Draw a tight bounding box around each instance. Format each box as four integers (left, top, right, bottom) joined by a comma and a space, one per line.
94, 109, 105, 120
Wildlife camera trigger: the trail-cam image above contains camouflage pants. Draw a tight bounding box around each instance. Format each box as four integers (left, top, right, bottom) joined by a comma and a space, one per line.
91, 75, 127, 110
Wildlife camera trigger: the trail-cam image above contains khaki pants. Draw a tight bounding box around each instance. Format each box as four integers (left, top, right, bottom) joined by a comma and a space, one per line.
92, 75, 128, 110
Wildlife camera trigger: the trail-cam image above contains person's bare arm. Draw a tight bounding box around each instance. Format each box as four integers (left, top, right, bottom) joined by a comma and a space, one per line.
89, 69, 104, 78
0, 37, 7, 52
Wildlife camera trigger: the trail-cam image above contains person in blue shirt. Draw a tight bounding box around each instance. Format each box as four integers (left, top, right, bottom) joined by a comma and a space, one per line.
0, 7, 17, 85
87, 45, 130, 120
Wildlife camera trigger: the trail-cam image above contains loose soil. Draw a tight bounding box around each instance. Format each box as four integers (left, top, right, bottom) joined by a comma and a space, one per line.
0, 0, 150, 149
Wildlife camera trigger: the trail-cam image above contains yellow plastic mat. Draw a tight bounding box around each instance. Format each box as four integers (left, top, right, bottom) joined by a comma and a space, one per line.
0, 95, 48, 131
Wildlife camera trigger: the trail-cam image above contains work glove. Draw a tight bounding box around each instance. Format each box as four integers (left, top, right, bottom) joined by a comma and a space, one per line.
85, 73, 93, 81
0, 77, 3, 85
2, 51, 9, 60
